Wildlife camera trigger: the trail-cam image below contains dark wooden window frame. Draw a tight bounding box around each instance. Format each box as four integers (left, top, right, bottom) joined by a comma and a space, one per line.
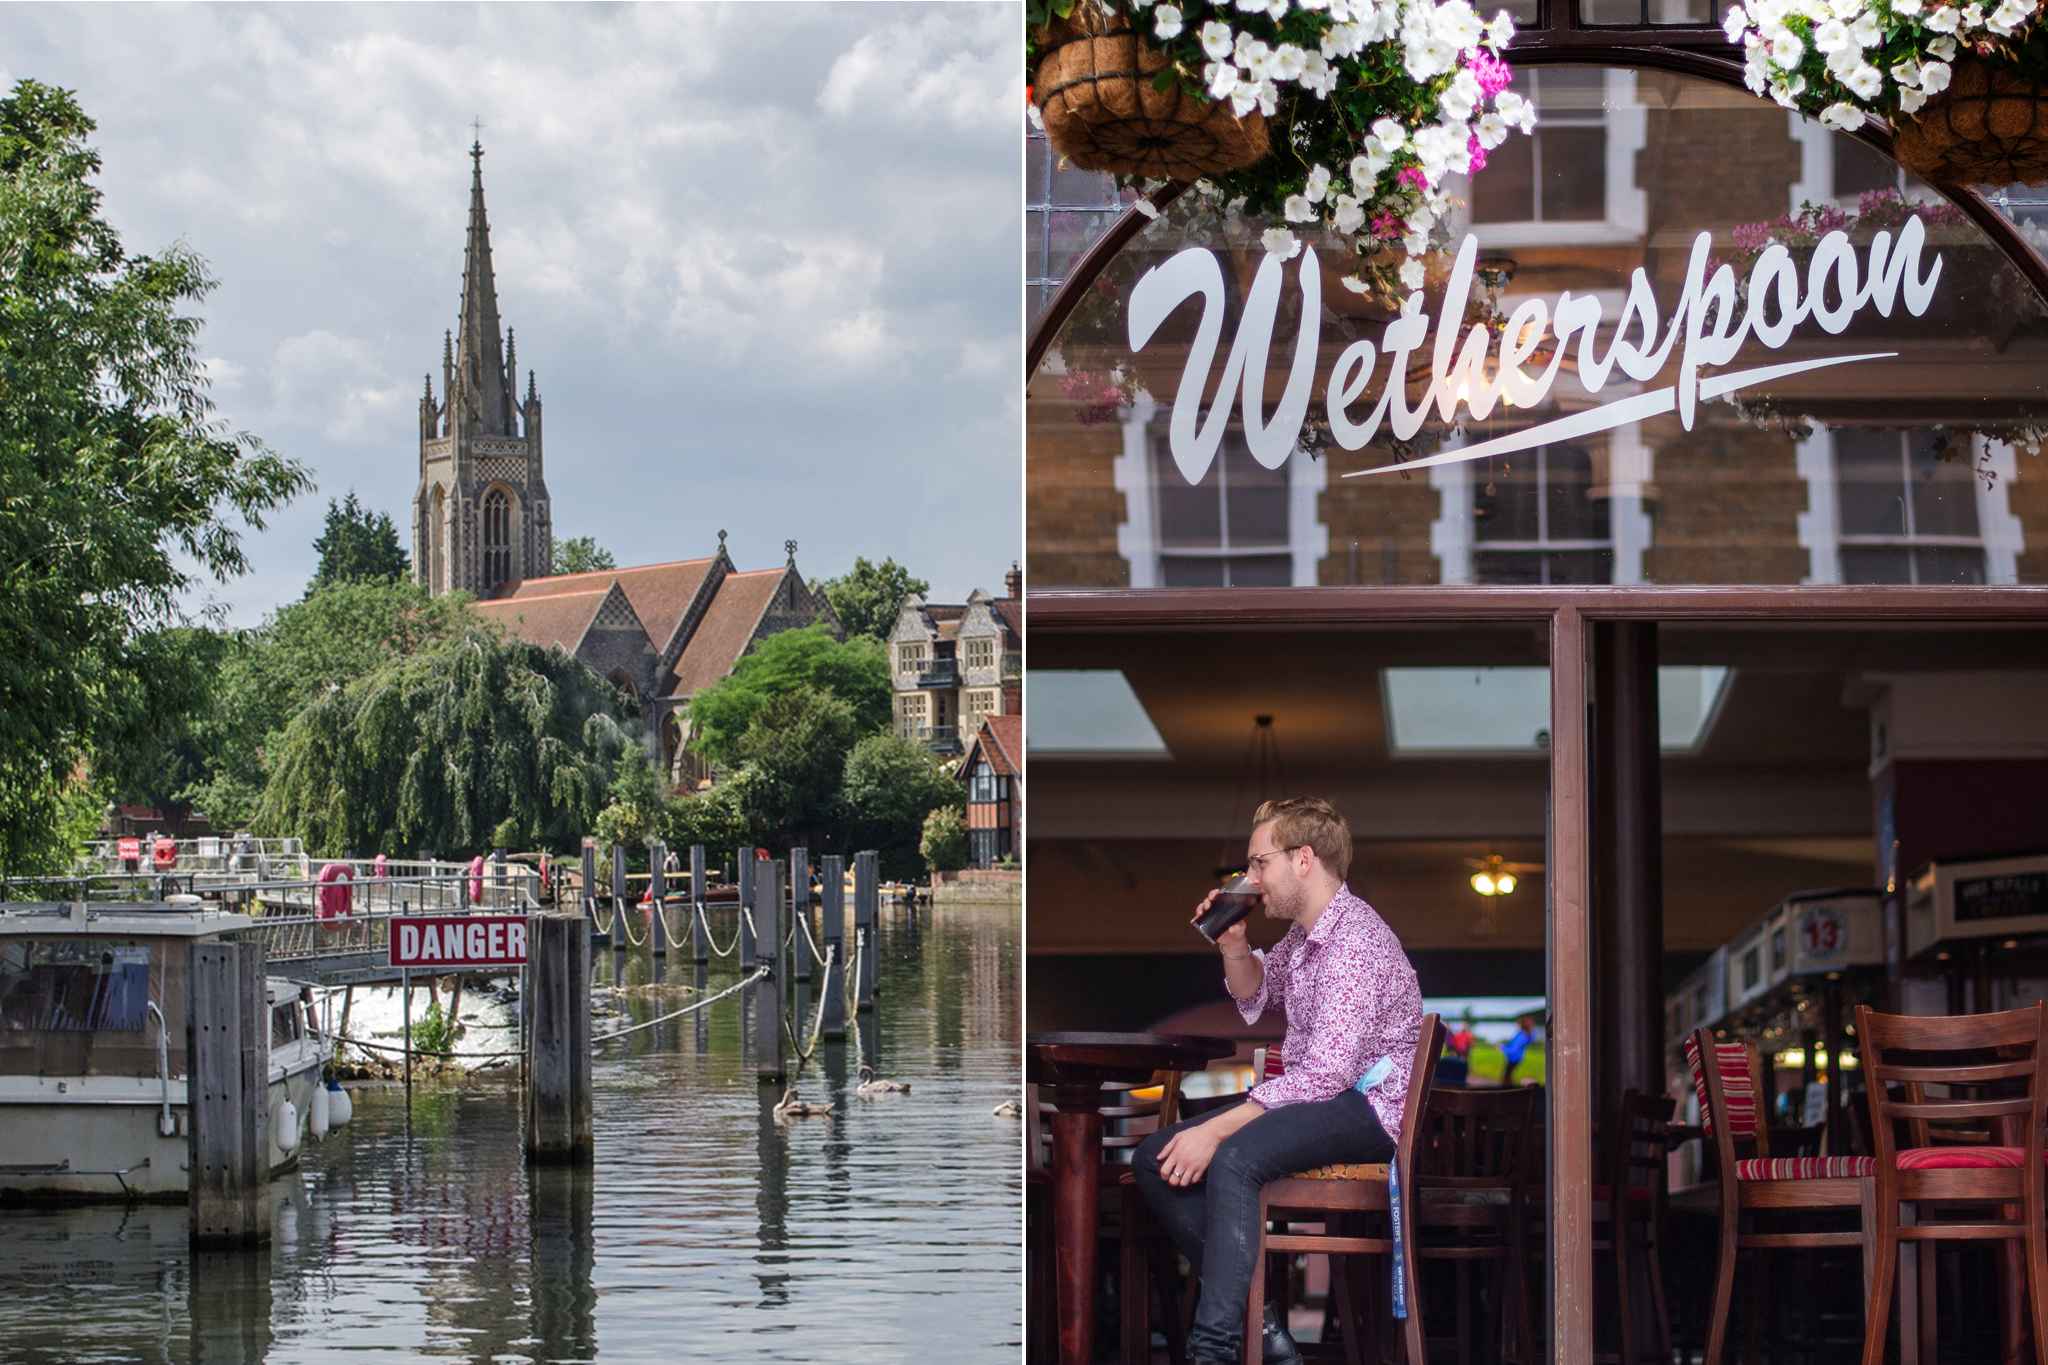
1029, 585, 2048, 1360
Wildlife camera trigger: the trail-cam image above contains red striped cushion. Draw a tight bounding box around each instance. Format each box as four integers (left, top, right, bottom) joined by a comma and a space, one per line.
1734, 1156, 1876, 1180
1684, 1034, 1759, 1141
1895, 1146, 2032, 1169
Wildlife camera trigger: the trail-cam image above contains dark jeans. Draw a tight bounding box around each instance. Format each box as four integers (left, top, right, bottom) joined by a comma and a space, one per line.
1134, 1089, 1393, 1363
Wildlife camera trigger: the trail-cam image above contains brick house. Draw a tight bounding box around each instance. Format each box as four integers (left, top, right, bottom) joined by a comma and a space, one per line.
959, 714, 1022, 868
888, 565, 1023, 755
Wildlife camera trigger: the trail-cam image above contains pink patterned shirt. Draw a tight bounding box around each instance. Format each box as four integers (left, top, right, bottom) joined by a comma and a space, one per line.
1231, 884, 1423, 1140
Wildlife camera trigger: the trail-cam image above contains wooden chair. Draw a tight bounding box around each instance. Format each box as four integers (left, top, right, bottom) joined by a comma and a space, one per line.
1244, 1015, 1447, 1365
1686, 1026, 1876, 1365
1593, 1089, 1674, 1365
1413, 1084, 1538, 1365
1854, 1001, 2048, 1365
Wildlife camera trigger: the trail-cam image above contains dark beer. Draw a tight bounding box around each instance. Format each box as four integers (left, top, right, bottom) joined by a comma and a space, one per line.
1196, 886, 1262, 942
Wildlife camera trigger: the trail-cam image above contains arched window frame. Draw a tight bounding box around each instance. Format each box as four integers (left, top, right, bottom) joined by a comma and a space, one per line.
481, 483, 516, 593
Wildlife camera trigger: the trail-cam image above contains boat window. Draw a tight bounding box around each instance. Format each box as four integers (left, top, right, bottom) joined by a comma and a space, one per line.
272, 1000, 303, 1047
0, 940, 150, 1032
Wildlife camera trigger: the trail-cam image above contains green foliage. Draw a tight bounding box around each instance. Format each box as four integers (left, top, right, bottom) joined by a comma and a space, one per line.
409, 1000, 454, 1057
551, 535, 616, 576
817, 556, 928, 642
921, 804, 969, 874
659, 783, 751, 860
309, 491, 409, 591
179, 580, 474, 830
590, 744, 670, 871
254, 621, 634, 856
686, 624, 888, 766
0, 80, 310, 871
841, 733, 963, 882
724, 686, 862, 850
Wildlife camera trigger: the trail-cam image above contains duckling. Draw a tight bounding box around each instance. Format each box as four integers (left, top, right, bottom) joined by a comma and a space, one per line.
856, 1064, 910, 1096
773, 1087, 833, 1120
992, 1097, 1024, 1119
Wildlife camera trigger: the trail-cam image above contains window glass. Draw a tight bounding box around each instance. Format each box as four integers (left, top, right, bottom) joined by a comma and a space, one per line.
1027, 65, 2047, 589
0, 940, 150, 1032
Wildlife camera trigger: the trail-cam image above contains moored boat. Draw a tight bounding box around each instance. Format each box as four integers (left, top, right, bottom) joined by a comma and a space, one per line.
0, 900, 325, 1202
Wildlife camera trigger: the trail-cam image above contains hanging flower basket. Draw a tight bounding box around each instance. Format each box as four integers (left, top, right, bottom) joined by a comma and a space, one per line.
1891, 57, 2048, 186
1033, 6, 1269, 180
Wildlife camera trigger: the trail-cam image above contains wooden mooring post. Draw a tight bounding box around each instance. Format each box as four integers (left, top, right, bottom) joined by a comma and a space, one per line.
526, 915, 593, 1163
754, 859, 784, 1082
187, 940, 270, 1248
854, 850, 878, 1011
610, 845, 628, 930
690, 844, 709, 962
648, 840, 667, 956
790, 847, 811, 982
581, 839, 606, 947
738, 849, 756, 970
819, 854, 847, 1039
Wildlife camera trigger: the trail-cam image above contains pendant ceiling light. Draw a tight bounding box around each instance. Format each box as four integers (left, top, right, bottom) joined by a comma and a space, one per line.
1216, 714, 1286, 879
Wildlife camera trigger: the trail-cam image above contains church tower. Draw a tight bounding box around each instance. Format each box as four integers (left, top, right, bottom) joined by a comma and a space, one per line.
414, 141, 553, 597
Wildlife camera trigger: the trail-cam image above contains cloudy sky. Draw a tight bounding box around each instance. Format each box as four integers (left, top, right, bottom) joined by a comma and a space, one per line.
0, 2, 1021, 623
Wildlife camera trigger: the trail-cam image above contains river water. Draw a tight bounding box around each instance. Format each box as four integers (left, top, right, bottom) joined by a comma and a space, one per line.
0, 897, 1021, 1363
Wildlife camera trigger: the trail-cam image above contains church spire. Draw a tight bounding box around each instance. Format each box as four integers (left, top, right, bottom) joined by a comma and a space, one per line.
456, 139, 513, 435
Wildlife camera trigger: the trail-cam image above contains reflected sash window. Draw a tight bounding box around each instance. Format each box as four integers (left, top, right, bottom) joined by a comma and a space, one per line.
1465, 69, 1646, 246
1835, 430, 1987, 585
1149, 425, 1295, 587
1472, 444, 1615, 585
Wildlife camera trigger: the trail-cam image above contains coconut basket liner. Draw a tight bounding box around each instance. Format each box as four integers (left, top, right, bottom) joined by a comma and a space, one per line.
1033, 9, 1269, 181
1892, 57, 2048, 188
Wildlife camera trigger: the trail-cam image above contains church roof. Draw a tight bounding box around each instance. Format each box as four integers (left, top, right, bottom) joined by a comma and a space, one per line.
665, 568, 789, 700
474, 586, 611, 654
499, 556, 717, 656
457, 141, 515, 436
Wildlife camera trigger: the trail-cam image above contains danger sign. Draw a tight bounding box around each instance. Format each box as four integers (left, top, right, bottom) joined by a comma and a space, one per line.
389, 916, 528, 970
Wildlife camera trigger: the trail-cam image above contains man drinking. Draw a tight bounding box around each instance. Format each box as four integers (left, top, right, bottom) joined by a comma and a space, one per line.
1134, 796, 1423, 1365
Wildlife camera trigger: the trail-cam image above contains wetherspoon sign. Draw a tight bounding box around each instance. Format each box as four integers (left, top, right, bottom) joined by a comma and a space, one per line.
389, 915, 529, 970
1126, 222, 1944, 484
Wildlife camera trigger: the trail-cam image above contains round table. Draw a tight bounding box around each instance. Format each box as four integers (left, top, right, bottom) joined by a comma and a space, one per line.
1027, 1031, 1239, 1365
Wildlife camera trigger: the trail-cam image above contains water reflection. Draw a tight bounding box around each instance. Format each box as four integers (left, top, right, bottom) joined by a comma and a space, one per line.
0, 900, 1021, 1362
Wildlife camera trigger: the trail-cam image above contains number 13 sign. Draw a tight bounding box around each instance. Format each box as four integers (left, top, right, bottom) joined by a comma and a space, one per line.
1800, 905, 1846, 964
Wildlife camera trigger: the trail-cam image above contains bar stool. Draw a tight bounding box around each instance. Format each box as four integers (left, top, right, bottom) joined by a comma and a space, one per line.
1244, 1016, 1447, 1365
1593, 1089, 1674, 1365
1854, 1001, 2048, 1365
1686, 1027, 1876, 1365
1414, 1085, 1538, 1365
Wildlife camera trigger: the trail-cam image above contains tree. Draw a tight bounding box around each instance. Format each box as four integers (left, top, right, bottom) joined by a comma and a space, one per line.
309, 491, 408, 591
818, 556, 928, 642
840, 733, 963, 881
0, 81, 310, 872
552, 535, 616, 576
921, 805, 968, 874
686, 625, 889, 765
254, 621, 634, 855
724, 686, 862, 851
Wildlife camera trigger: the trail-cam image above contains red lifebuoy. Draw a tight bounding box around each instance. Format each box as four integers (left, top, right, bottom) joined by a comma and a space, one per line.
152, 837, 177, 870
317, 862, 353, 922
469, 855, 486, 906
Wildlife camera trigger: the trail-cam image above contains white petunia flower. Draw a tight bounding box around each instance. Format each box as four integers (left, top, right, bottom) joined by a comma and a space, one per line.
1263, 226, 1304, 259
1235, 0, 1267, 10
1819, 100, 1864, 128
1272, 43, 1310, 80
1131, 0, 1155, 7
1352, 148, 1392, 187
1406, 34, 1460, 78
1400, 257, 1427, 288
1231, 80, 1262, 115
1434, 0, 1487, 47
1925, 4, 1962, 27
1300, 52, 1338, 96
1237, 35, 1273, 77
1848, 10, 1883, 45
1154, 5, 1186, 38
1928, 33, 1958, 57
1771, 30, 1807, 63
1891, 0, 1921, 13
1207, 62, 1241, 98
1891, 58, 1923, 87
1267, 0, 1292, 18
1341, 275, 1372, 293
1770, 72, 1809, 105
1134, 198, 1162, 219
1285, 193, 1317, 222
1333, 194, 1367, 233
1257, 78, 1280, 114
1439, 80, 1477, 120
1961, 3, 1984, 28
1897, 85, 1929, 111
1814, 19, 1852, 50
1201, 20, 1236, 60
1373, 116, 1409, 149
1843, 61, 1884, 97
1827, 0, 1862, 17
1403, 229, 1430, 253
1745, 49, 1772, 92
1305, 164, 1334, 201
1487, 9, 1516, 42
1920, 58, 1952, 92
1476, 110, 1511, 147
1723, 3, 1752, 37
1988, 0, 2031, 33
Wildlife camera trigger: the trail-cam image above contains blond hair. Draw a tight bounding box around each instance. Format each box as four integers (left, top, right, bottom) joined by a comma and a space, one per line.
1252, 796, 1352, 881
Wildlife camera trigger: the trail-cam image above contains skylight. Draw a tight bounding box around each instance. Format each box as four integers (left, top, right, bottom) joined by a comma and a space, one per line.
1382, 666, 1732, 755
1026, 670, 1171, 758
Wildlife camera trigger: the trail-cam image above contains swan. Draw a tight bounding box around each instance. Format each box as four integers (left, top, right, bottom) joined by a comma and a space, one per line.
773, 1087, 833, 1119
856, 1064, 910, 1096
992, 1097, 1024, 1119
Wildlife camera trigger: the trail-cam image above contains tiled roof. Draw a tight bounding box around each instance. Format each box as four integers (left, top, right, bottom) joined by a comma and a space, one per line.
984, 714, 1023, 779
665, 568, 785, 699
499, 556, 715, 652
991, 598, 1022, 641
476, 588, 608, 653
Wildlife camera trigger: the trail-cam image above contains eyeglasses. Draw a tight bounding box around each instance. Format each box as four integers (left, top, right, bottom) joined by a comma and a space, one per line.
1245, 846, 1305, 872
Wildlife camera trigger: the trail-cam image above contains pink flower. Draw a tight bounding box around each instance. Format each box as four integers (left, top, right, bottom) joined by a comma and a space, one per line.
1397, 165, 1429, 190
1371, 210, 1403, 235
1467, 136, 1487, 174
1467, 50, 1515, 98
1059, 369, 1126, 426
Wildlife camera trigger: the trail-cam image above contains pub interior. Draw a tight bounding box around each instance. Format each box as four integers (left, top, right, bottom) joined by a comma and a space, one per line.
1024, 53, 2048, 1361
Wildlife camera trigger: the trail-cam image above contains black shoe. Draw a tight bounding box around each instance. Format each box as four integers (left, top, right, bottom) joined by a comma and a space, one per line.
1262, 1301, 1305, 1365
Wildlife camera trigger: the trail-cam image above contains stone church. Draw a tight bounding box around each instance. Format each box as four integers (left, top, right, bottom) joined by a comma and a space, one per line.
415, 144, 840, 784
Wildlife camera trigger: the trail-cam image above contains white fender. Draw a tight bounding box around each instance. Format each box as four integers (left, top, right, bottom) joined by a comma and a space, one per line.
327, 1080, 352, 1127
309, 1079, 330, 1140
275, 1098, 301, 1156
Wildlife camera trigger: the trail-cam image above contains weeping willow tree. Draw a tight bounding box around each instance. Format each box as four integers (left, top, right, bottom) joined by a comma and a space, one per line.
256, 625, 634, 856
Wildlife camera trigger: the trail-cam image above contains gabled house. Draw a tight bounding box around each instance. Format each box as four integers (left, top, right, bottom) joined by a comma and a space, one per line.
889, 565, 1022, 755
960, 714, 1022, 868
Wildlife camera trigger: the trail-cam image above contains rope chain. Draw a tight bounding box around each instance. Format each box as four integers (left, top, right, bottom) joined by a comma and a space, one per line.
595, 966, 770, 1040
696, 902, 743, 958
617, 902, 648, 947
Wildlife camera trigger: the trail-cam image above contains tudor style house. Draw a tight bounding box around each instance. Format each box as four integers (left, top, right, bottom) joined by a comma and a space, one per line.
888, 565, 1022, 755
413, 145, 838, 783
959, 714, 1022, 868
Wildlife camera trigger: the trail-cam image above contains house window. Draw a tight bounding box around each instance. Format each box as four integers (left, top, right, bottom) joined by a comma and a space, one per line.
483, 488, 512, 591
964, 688, 999, 735
1835, 430, 1986, 585
1463, 68, 1647, 247
1150, 426, 1294, 587
964, 637, 996, 671
968, 759, 1008, 803
1472, 444, 1614, 584
968, 827, 1010, 868
897, 641, 928, 677
898, 692, 928, 739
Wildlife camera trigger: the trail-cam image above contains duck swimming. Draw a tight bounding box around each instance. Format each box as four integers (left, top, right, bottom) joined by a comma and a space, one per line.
773, 1088, 833, 1119
992, 1097, 1024, 1119
856, 1064, 910, 1096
